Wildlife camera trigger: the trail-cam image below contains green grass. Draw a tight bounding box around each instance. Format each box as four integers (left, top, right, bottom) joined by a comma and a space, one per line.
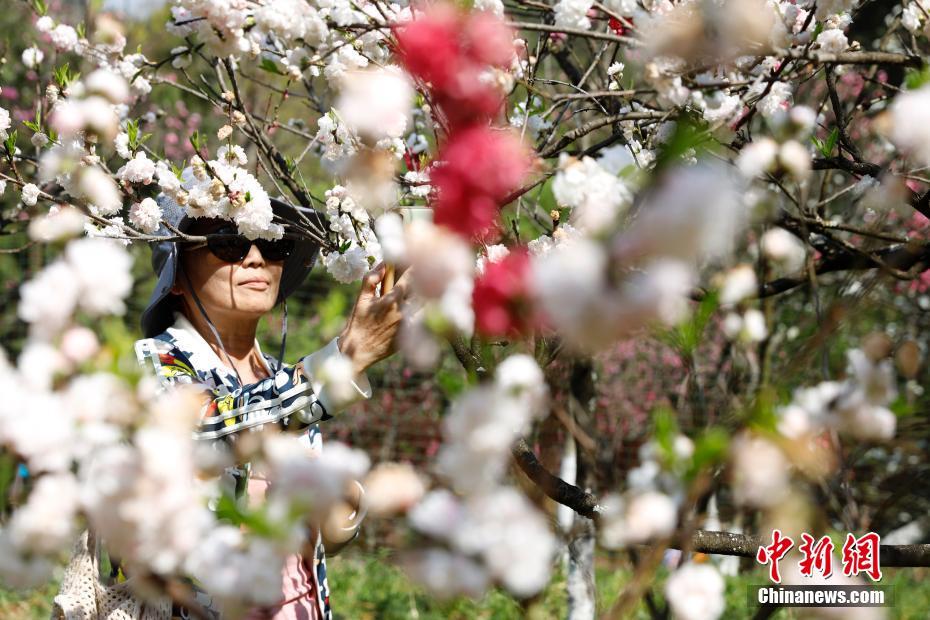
0, 580, 57, 620
5, 553, 930, 619
327, 551, 930, 619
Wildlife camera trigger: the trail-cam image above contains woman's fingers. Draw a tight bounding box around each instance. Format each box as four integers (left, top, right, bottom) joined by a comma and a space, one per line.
379, 269, 412, 307
379, 284, 406, 309
360, 263, 386, 299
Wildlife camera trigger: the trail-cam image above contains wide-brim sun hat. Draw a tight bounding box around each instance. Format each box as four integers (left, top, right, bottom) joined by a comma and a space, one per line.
140, 193, 325, 338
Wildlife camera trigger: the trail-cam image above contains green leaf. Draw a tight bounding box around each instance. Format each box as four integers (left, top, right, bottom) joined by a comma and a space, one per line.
126, 119, 139, 146
652, 406, 680, 466
214, 493, 277, 537
811, 128, 839, 157
54, 63, 79, 89
22, 120, 40, 133
675, 290, 719, 356
890, 394, 917, 418
32, 0, 47, 16
436, 367, 467, 399
823, 127, 839, 157
259, 57, 284, 76
76, 22, 85, 39
689, 428, 729, 476
189, 130, 204, 154
0, 453, 16, 515
904, 66, 930, 90
747, 385, 779, 432
125, 120, 150, 153
4, 130, 18, 155
654, 115, 710, 172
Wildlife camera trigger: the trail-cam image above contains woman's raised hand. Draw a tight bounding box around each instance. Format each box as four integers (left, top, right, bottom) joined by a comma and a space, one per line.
337, 262, 412, 375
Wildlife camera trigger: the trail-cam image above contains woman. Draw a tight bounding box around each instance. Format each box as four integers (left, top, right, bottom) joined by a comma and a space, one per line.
133, 195, 408, 619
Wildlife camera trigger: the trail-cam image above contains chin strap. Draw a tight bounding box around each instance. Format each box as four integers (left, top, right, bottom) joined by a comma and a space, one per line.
181, 269, 244, 385
276, 301, 287, 374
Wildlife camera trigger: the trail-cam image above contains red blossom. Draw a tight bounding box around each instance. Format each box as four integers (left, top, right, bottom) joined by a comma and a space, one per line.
608, 16, 634, 36
394, 7, 462, 92
394, 6, 515, 127
431, 126, 531, 239
472, 248, 536, 337
395, 6, 534, 243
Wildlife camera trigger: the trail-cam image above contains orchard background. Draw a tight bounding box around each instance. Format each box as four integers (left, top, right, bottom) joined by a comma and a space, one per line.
4, 0, 930, 618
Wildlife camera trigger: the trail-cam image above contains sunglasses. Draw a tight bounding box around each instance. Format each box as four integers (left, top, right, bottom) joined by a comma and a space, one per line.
185, 226, 295, 263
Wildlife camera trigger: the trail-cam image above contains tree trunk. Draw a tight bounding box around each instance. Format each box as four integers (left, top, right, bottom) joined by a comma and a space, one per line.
565, 358, 598, 620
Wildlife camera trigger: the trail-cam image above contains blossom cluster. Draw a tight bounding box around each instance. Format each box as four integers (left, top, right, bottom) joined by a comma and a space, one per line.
404, 354, 556, 597
396, 6, 531, 241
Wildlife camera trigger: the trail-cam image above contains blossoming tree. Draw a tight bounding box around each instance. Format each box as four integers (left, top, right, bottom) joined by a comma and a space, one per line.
3, 0, 930, 617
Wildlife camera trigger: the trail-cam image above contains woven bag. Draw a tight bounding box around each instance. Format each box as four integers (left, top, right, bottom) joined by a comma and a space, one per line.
50, 530, 172, 620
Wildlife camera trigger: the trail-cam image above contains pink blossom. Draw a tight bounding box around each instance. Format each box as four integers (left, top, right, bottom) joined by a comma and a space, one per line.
472, 248, 536, 337
395, 6, 514, 127
431, 126, 531, 239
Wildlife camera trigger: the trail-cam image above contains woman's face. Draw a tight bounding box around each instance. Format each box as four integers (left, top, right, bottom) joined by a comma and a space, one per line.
173, 218, 284, 324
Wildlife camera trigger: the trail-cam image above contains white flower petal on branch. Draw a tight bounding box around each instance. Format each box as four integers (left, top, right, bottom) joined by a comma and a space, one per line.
85, 69, 130, 105
336, 66, 412, 141
65, 237, 134, 316
50, 24, 79, 52
117, 151, 156, 185
363, 462, 427, 517
9, 473, 79, 554
403, 549, 490, 600
552, 154, 632, 234
21, 183, 40, 206
760, 228, 806, 273
17, 260, 79, 337
718, 264, 758, 305
21, 46, 43, 69
554, 0, 594, 30
76, 167, 123, 216
888, 84, 930, 167
129, 197, 163, 233
665, 563, 726, 620
731, 434, 789, 508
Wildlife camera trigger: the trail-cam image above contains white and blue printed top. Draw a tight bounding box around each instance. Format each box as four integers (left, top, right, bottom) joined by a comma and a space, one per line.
134, 311, 371, 619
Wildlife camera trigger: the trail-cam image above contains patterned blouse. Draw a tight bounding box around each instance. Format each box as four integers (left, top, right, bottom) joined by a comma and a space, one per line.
134, 312, 372, 619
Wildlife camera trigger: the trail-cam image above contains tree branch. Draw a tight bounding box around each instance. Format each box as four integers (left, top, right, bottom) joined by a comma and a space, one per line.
758, 240, 930, 298
538, 111, 667, 158
511, 441, 930, 567
508, 21, 640, 46
688, 530, 930, 567
783, 49, 922, 66
511, 437, 600, 518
